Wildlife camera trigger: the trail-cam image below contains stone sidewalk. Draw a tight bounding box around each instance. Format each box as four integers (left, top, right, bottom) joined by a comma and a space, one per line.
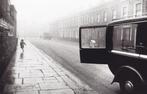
0, 41, 98, 94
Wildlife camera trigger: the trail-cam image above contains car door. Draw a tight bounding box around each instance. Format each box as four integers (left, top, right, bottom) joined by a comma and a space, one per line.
79, 26, 109, 64
137, 22, 147, 57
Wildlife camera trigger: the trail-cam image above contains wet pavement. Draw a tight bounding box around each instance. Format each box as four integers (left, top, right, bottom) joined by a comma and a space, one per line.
0, 41, 98, 94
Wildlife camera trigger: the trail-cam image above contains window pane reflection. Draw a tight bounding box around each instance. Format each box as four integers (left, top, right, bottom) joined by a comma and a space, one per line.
81, 27, 106, 48
113, 24, 137, 53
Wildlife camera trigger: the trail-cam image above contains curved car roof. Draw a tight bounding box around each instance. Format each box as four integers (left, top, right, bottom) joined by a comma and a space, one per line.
109, 16, 147, 26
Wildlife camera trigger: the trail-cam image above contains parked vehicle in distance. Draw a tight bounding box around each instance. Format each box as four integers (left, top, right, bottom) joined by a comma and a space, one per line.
79, 17, 147, 94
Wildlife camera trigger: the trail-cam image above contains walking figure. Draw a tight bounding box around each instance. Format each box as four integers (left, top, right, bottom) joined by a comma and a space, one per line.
20, 39, 26, 52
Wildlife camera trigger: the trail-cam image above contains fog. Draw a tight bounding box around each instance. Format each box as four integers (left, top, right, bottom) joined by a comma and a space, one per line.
11, 0, 113, 37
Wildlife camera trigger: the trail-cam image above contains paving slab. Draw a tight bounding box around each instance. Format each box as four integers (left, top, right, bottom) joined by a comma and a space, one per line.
40, 89, 74, 94
0, 40, 98, 94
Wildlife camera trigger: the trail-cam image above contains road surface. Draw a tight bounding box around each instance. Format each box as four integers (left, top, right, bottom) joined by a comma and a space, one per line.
30, 38, 120, 94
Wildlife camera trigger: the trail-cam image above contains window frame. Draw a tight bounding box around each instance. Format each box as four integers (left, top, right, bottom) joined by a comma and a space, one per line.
112, 23, 137, 53
135, 3, 142, 17
80, 26, 107, 49
104, 11, 107, 22
112, 9, 117, 20
122, 6, 128, 17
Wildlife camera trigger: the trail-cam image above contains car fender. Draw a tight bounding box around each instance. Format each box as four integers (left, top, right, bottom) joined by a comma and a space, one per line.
112, 65, 144, 84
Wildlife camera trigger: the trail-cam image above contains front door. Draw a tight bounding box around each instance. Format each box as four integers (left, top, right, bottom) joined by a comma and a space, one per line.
79, 26, 108, 64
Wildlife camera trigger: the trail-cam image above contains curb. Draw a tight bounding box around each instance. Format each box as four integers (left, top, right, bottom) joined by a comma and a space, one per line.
30, 42, 98, 94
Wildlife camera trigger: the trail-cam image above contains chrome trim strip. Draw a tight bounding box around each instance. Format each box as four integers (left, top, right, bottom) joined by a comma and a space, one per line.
121, 66, 144, 82
111, 50, 139, 58
140, 55, 147, 60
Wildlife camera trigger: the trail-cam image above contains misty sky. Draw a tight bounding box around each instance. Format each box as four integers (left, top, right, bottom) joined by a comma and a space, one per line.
11, 0, 113, 37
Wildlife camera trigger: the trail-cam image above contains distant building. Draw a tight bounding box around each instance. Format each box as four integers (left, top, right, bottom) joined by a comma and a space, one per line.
0, 0, 17, 37
49, 0, 147, 41
10, 5, 17, 36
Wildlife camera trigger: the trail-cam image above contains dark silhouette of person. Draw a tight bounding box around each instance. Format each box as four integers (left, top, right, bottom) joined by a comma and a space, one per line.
20, 52, 24, 59
20, 39, 26, 52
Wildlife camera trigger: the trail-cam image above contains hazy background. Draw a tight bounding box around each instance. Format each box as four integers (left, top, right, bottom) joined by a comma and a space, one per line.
11, 0, 113, 37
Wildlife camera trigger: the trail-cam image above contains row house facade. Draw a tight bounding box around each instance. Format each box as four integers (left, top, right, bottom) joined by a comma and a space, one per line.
49, 0, 147, 41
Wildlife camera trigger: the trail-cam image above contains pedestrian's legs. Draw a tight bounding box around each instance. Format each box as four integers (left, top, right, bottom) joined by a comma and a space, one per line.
22, 48, 24, 52
21, 47, 24, 52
